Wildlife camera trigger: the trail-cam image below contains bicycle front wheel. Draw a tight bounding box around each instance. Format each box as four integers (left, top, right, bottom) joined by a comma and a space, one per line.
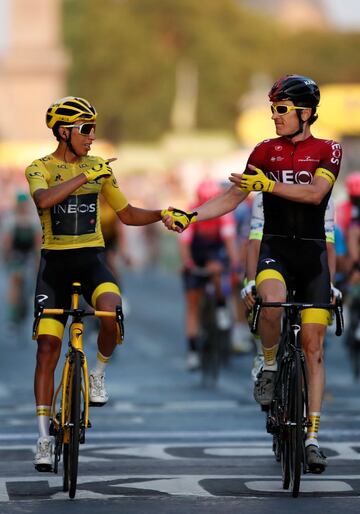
288, 351, 304, 497
66, 350, 82, 499
278, 360, 290, 490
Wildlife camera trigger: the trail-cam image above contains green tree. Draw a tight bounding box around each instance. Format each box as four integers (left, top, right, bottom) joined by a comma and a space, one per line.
63, 0, 360, 142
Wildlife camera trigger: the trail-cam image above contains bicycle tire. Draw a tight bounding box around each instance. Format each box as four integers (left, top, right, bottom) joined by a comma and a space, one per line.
288, 351, 304, 497
279, 359, 291, 490
200, 330, 220, 387
68, 350, 82, 499
63, 443, 69, 492
200, 296, 220, 387
219, 327, 231, 368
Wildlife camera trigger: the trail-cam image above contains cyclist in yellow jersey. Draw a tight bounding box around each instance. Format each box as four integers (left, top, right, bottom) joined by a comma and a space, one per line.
26, 96, 166, 471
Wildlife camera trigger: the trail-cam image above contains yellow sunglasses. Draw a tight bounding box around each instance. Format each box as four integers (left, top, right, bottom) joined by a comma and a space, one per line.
271, 105, 308, 116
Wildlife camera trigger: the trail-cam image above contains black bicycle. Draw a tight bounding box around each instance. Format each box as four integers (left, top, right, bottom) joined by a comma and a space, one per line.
250, 296, 344, 497
344, 284, 360, 380
185, 267, 232, 387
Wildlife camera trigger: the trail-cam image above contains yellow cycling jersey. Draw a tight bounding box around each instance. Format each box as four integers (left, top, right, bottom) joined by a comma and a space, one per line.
25, 154, 128, 250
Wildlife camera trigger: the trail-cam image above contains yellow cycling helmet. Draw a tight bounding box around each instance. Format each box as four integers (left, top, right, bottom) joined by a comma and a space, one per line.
46, 96, 97, 129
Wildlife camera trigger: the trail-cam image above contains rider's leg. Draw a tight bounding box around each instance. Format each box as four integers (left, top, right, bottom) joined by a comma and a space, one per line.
301, 321, 327, 447
96, 291, 121, 359
7, 271, 23, 322
185, 288, 202, 350
34, 334, 62, 436
257, 276, 286, 370
89, 291, 121, 405
253, 275, 286, 406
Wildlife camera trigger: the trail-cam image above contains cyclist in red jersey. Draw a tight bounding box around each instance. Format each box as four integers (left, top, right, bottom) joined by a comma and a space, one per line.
179, 179, 239, 370
162, 75, 342, 473
336, 172, 360, 279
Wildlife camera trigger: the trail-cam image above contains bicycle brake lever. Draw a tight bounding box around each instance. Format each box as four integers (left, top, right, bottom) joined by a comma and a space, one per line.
250, 299, 262, 334
334, 299, 344, 337
116, 305, 125, 341
32, 303, 44, 339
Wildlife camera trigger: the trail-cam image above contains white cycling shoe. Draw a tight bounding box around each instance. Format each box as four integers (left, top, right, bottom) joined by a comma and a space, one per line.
89, 372, 109, 406
186, 351, 201, 371
34, 435, 54, 472
251, 354, 265, 382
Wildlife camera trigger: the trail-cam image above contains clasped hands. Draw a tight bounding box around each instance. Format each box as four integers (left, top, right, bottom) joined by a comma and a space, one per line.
161, 208, 197, 232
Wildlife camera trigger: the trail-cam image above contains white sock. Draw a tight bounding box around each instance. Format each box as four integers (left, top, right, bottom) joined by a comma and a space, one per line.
305, 438, 319, 448
36, 405, 51, 438
263, 363, 278, 371
91, 351, 111, 376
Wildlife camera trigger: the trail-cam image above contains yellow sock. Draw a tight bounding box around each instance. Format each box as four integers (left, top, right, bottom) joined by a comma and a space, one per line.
262, 344, 279, 368
306, 412, 320, 447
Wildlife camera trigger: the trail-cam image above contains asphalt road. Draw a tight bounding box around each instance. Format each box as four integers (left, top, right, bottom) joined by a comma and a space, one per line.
0, 267, 360, 513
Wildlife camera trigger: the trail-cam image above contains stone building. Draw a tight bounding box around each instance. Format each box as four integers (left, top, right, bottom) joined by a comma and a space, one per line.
0, 0, 68, 141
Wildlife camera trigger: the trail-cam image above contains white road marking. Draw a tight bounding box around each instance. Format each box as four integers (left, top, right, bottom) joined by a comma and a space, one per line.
0, 474, 358, 501
245, 480, 353, 493
205, 447, 274, 457
93, 445, 180, 460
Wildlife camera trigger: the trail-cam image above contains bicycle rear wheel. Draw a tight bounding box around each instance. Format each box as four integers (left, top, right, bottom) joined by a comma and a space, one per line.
288, 351, 304, 497
200, 297, 220, 387
65, 350, 82, 499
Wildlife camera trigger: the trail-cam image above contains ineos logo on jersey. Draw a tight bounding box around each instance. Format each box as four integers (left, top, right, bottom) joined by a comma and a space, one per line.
268, 170, 313, 185
51, 193, 98, 236
52, 203, 96, 214
331, 143, 342, 165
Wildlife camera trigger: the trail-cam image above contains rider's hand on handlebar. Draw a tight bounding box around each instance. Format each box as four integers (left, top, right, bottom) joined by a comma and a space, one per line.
241, 279, 256, 310
161, 207, 197, 232
330, 282, 342, 302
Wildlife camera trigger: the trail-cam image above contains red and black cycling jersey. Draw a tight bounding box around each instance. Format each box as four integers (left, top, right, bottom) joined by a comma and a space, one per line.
247, 135, 342, 240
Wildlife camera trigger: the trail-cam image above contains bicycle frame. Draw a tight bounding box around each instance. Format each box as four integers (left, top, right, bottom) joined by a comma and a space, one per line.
52, 285, 90, 441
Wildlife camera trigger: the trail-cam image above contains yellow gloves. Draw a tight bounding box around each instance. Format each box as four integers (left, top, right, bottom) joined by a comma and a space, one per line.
239, 166, 275, 193
82, 161, 112, 182
161, 208, 197, 230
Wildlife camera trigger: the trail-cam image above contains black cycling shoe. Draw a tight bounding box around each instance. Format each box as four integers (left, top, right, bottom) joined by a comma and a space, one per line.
306, 444, 327, 474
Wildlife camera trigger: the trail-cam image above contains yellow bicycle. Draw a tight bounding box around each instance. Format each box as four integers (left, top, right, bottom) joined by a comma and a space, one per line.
32, 282, 124, 499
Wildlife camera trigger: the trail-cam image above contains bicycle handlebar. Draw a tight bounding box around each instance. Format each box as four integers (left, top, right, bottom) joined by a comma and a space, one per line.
250, 297, 344, 337
32, 304, 125, 340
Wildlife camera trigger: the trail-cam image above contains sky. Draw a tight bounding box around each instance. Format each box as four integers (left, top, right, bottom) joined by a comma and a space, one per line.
0, 0, 359, 53
324, 0, 360, 29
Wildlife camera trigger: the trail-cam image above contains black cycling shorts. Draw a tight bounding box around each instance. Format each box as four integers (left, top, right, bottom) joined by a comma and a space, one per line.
182, 239, 227, 290
34, 247, 120, 339
256, 235, 331, 304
